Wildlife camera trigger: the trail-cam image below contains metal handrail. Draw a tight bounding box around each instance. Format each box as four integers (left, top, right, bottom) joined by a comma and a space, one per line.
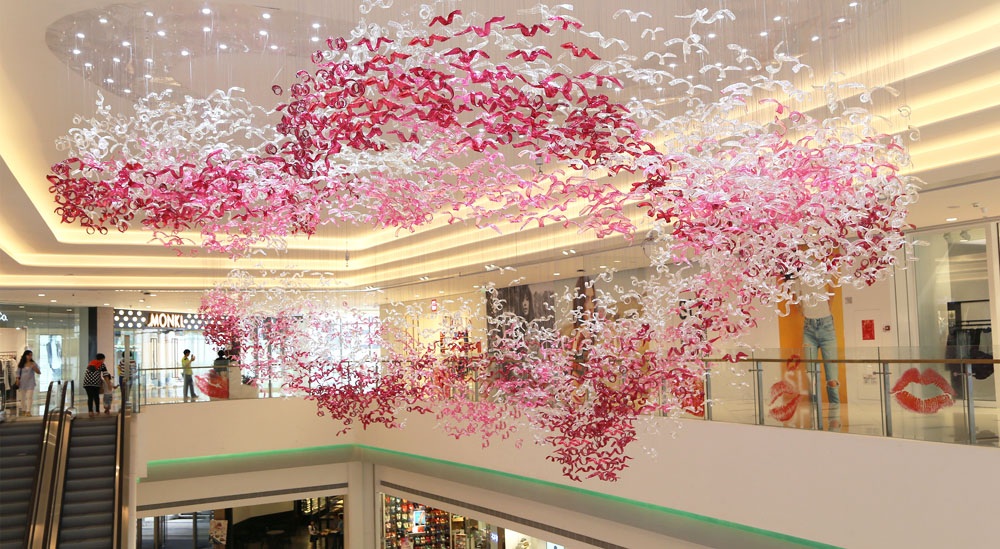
112, 373, 129, 548
42, 380, 74, 548
24, 380, 59, 548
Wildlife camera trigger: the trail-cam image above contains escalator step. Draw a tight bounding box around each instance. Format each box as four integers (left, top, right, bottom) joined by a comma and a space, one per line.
0, 541, 23, 549
0, 465, 36, 483
56, 537, 113, 549
0, 500, 28, 516
0, 454, 37, 468
65, 464, 115, 480
0, 423, 43, 436
0, 522, 26, 542
61, 501, 112, 517
0, 512, 26, 530
0, 433, 39, 447
68, 444, 115, 458
0, 443, 38, 458
62, 488, 113, 504
64, 476, 114, 492
62, 455, 114, 469
56, 523, 112, 542
60, 510, 113, 530
0, 488, 30, 505
68, 433, 116, 447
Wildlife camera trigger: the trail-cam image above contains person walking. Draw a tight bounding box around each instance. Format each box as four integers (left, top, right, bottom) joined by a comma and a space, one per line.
181, 349, 197, 402
83, 353, 108, 418
15, 350, 41, 416
101, 367, 115, 414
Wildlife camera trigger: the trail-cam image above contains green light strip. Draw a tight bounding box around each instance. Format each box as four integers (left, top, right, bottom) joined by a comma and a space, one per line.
144, 443, 841, 548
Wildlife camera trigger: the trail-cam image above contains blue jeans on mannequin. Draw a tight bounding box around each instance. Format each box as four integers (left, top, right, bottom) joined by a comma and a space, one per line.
803, 315, 841, 429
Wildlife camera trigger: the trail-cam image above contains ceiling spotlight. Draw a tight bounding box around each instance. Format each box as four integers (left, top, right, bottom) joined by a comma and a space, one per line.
262, 12, 271, 19
38, 293, 45, 297
104, 303, 110, 306
139, 299, 145, 303
569, 249, 576, 254
202, 26, 211, 32
849, 1, 859, 6
259, 29, 268, 36
269, 44, 278, 50
655, 86, 663, 91
181, 49, 190, 56
312, 22, 321, 29
668, 63, 677, 68
837, 17, 847, 23
553, 272, 560, 276
772, 15, 782, 21
84, 62, 93, 68
310, 36, 319, 42
113, 57, 121, 62
145, 10, 154, 17
105, 78, 114, 83
744, 65, 753, 70
946, 217, 958, 222
201, 8, 211, 15
99, 17, 108, 24
50, 299, 57, 303
76, 32, 86, 39
149, 293, 157, 297
144, 57, 153, 63
144, 73, 152, 79
122, 40, 131, 46
811, 35, 820, 42
707, 33, 716, 38
686, 74, 694, 79
72, 48, 81, 55
759, 31, 768, 37
123, 88, 131, 94
156, 30, 166, 37
219, 43, 228, 49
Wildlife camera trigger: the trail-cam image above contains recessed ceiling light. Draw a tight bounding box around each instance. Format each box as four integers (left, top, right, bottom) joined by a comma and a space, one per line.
122, 40, 131, 46
744, 65, 753, 70
156, 30, 166, 37
144, 57, 153, 63
202, 26, 211, 32
50, 299, 57, 303
569, 249, 576, 254
219, 43, 228, 49
946, 217, 958, 222
262, 12, 271, 19
811, 35, 820, 42
144, 73, 152, 79
655, 86, 663, 91
668, 63, 677, 68
38, 293, 45, 297
312, 22, 320, 29
849, 1, 858, 6
837, 17, 847, 23
259, 29, 268, 36
310, 36, 319, 42
772, 15, 782, 21
139, 299, 145, 302
76, 32, 86, 39
72, 48, 81, 55
181, 49, 190, 56
707, 33, 716, 38
149, 293, 157, 297
104, 303, 110, 306
145, 10, 154, 17
84, 62, 93, 68
600, 265, 607, 268
686, 74, 694, 79
105, 78, 114, 83
123, 88, 131, 93
553, 272, 560, 276
98, 17, 108, 24
269, 44, 278, 50
759, 31, 768, 36
201, 8, 211, 15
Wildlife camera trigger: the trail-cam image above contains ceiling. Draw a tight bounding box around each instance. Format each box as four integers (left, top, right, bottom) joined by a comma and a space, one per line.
1, 0, 999, 311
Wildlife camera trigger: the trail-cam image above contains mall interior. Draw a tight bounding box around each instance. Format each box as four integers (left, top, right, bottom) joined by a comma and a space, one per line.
0, 0, 998, 548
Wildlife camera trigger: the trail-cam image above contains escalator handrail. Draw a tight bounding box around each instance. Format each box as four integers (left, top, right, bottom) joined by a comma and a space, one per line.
42, 380, 74, 548
24, 380, 60, 548
112, 376, 129, 548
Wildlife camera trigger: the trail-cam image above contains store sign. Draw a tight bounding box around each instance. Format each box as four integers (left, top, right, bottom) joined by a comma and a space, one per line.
0, 312, 7, 322
147, 312, 185, 328
430, 299, 438, 312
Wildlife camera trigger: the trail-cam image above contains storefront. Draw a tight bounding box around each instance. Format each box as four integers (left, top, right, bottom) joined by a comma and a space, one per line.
0, 304, 85, 411
114, 309, 215, 403
381, 495, 563, 549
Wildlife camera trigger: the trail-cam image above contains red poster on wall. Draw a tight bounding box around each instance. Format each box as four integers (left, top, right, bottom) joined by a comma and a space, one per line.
861, 319, 875, 341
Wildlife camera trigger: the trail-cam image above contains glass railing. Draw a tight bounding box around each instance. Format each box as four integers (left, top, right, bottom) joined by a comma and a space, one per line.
122, 348, 998, 448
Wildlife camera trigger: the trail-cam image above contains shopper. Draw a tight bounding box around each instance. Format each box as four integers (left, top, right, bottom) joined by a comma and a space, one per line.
330, 512, 344, 549
15, 350, 40, 417
212, 349, 230, 374
101, 367, 115, 414
181, 349, 197, 402
308, 520, 321, 549
83, 353, 108, 418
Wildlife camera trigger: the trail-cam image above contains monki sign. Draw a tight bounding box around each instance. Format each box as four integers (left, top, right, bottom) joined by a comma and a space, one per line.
147, 312, 185, 329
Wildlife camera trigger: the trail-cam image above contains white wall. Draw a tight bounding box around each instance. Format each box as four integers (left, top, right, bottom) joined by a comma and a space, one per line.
131, 397, 1000, 549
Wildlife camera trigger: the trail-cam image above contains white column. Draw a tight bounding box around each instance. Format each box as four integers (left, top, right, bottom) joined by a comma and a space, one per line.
346, 460, 376, 549
985, 222, 1000, 407
97, 307, 114, 359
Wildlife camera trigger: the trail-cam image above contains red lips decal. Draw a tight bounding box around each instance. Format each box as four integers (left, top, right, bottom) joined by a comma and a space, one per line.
768, 379, 801, 422
890, 367, 956, 414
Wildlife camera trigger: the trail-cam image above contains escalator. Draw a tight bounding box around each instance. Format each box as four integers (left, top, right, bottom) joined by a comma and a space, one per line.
56, 415, 118, 548
0, 420, 43, 549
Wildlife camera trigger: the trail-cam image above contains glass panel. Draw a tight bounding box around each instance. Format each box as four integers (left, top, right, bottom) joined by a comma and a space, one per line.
885, 359, 970, 444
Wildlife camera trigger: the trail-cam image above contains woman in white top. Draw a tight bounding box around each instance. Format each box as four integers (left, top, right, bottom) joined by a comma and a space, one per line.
16, 350, 41, 416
